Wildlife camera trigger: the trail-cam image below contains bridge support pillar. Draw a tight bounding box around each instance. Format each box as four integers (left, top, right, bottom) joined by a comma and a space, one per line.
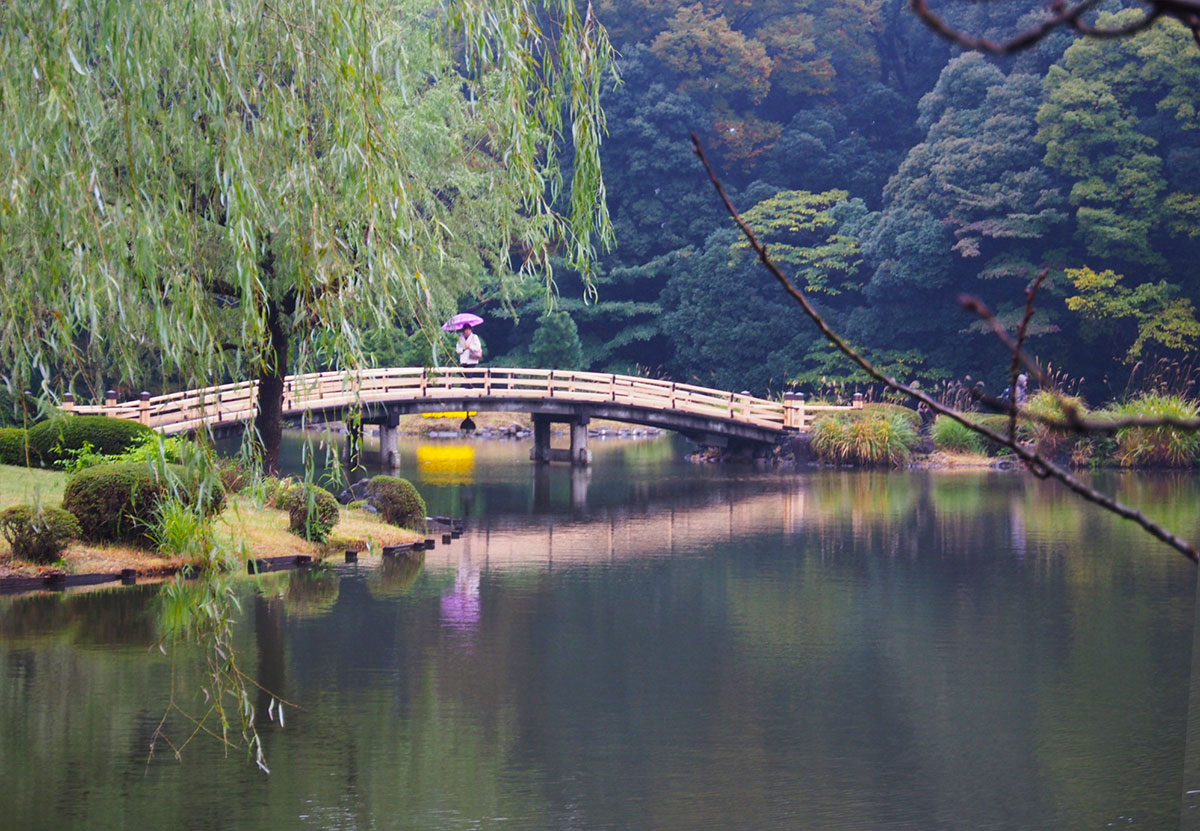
530, 415, 552, 464
378, 421, 399, 470
529, 413, 590, 466
570, 417, 591, 467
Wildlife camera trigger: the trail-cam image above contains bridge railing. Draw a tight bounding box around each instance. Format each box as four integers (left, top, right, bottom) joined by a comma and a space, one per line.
70, 368, 862, 433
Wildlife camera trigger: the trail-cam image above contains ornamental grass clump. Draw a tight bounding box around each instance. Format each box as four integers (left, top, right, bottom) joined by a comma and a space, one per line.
810, 412, 917, 467
931, 415, 985, 454
287, 485, 340, 543
1108, 393, 1200, 467
0, 504, 81, 563
366, 475, 427, 531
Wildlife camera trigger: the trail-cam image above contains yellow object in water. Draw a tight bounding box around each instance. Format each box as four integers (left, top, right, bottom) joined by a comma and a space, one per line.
420, 411, 478, 418
417, 444, 476, 485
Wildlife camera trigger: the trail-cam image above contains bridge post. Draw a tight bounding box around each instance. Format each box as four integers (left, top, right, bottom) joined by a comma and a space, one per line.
378, 414, 400, 470
569, 417, 591, 467
138, 391, 151, 426
784, 391, 806, 430
530, 414, 551, 464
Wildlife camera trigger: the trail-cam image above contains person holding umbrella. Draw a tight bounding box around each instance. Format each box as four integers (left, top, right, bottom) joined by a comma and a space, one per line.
443, 313, 484, 367
455, 323, 483, 368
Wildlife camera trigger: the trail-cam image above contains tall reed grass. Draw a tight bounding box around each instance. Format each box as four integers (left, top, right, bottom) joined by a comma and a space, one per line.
810, 412, 918, 467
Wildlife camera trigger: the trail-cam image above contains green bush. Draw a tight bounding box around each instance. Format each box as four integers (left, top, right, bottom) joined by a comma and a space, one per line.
810, 412, 918, 467
861, 402, 922, 429
0, 427, 29, 465
366, 475, 427, 530
62, 461, 225, 544
264, 476, 300, 509
931, 415, 985, 454
1108, 393, 1200, 468
0, 504, 81, 563
287, 485, 340, 543
27, 415, 152, 466
1021, 390, 1087, 459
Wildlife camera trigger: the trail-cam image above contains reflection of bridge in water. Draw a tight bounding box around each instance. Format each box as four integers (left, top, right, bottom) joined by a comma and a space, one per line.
72, 367, 862, 465
423, 483, 814, 571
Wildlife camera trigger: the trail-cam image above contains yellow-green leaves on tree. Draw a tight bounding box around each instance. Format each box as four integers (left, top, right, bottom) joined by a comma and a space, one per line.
1065, 267, 1200, 362
733, 190, 862, 295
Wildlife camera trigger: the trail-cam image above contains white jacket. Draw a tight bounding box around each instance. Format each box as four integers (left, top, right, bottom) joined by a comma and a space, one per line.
456, 331, 482, 366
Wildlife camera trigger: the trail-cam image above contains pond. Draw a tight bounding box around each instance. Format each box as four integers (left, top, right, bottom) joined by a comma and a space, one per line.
2, 434, 1198, 829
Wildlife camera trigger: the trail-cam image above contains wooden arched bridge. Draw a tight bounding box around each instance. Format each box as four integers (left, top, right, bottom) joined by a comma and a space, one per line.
68, 367, 861, 466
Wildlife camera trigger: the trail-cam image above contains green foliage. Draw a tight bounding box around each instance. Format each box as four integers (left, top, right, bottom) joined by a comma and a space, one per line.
810, 411, 918, 467
287, 486, 341, 543
1108, 393, 1200, 468
932, 415, 985, 454
366, 476, 428, 531
0, 427, 28, 465
152, 500, 217, 561
1065, 267, 1200, 362
0, 504, 81, 564
1036, 13, 1200, 266
1021, 390, 1088, 459
62, 461, 224, 544
1, 0, 614, 474
861, 402, 922, 429
530, 311, 584, 370
26, 416, 153, 467
735, 190, 863, 295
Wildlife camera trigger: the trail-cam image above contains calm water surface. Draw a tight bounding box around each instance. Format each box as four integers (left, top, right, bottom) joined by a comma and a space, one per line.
2, 434, 1197, 830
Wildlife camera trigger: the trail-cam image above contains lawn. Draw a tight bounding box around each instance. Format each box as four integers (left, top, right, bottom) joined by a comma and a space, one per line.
0, 464, 423, 577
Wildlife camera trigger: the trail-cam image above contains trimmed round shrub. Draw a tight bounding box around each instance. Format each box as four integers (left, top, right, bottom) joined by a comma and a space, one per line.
62, 461, 225, 544
366, 475, 427, 530
27, 415, 152, 466
931, 415, 985, 454
287, 485, 340, 543
0, 505, 81, 563
0, 427, 29, 465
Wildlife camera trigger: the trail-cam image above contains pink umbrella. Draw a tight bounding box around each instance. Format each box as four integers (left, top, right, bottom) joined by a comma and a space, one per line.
442, 313, 483, 332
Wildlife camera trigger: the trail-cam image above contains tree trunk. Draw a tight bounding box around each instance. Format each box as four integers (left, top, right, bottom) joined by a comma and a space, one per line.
254, 301, 289, 475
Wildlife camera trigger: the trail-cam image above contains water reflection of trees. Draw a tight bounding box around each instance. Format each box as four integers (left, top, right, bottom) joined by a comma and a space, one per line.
0, 470, 1196, 827
0, 585, 159, 646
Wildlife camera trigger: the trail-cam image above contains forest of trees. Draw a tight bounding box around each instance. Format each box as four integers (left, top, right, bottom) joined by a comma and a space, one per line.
475, 0, 1200, 402
2, 0, 1197, 412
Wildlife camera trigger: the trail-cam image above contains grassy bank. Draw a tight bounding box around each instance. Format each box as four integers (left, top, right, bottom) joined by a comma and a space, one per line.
0, 464, 422, 578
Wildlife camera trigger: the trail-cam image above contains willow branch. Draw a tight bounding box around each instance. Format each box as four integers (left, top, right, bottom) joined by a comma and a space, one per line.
690, 132, 1199, 564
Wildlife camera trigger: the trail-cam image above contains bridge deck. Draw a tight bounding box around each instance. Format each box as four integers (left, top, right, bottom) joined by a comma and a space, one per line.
70, 367, 858, 438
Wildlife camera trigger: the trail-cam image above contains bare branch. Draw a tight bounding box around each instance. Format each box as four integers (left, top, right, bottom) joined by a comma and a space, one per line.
909, 0, 1199, 53
690, 132, 1199, 564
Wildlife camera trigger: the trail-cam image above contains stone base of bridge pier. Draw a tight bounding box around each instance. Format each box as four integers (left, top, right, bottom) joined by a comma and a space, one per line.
378, 422, 400, 469
529, 414, 591, 466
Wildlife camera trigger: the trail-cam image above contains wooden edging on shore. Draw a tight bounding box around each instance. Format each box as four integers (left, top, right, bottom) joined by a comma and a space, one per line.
1, 517, 464, 596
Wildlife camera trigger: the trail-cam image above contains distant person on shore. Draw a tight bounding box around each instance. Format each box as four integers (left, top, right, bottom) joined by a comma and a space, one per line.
1016, 373, 1028, 406
456, 323, 483, 368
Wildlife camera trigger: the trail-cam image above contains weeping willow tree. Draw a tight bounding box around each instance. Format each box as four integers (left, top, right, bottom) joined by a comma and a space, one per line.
0, 0, 614, 471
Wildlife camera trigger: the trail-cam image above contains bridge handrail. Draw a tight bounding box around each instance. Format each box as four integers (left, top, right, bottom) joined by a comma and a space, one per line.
70, 367, 860, 433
